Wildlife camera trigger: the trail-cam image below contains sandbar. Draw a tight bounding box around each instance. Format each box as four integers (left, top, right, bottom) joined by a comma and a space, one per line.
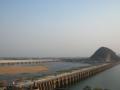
0, 66, 48, 74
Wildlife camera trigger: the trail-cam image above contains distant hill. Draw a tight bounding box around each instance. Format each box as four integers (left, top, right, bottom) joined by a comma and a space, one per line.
90, 47, 119, 62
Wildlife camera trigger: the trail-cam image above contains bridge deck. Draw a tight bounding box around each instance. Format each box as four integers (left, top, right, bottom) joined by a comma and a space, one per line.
15, 63, 109, 87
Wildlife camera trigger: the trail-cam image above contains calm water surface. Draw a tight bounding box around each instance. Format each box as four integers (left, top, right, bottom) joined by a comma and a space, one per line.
66, 64, 120, 90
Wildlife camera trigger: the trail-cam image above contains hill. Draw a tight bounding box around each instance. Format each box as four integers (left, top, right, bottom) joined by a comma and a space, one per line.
90, 47, 119, 62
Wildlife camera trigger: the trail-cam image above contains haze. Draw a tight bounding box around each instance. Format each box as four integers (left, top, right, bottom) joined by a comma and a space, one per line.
0, 0, 120, 57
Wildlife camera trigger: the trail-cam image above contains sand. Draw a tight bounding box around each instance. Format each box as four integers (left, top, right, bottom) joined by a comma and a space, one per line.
0, 66, 48, 74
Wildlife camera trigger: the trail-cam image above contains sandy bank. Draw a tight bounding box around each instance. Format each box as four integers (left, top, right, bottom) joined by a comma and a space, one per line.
0, 66, 48, 74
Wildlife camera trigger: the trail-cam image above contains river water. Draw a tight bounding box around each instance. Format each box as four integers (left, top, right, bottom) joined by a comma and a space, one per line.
66, 64, 120, 90
0, 61, 90, 84
1, 60, 119, 90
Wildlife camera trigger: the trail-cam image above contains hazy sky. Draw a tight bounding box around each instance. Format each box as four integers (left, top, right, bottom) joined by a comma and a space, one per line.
0, 0, 120, 57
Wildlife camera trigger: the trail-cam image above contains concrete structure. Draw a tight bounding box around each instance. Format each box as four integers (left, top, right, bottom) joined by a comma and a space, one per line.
14, 63, 116, 90
0, 59, 58, 66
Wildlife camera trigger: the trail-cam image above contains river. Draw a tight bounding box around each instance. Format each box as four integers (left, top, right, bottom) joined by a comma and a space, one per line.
1, 60, 119, 90
0, 61, 90, 84
66, 64, 120, 90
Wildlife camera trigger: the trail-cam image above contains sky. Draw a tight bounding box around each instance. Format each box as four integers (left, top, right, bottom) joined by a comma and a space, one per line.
0, 0, 120, 57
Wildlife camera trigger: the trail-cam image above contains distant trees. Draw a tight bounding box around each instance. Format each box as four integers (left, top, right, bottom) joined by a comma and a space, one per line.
83, 86, 109, 90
